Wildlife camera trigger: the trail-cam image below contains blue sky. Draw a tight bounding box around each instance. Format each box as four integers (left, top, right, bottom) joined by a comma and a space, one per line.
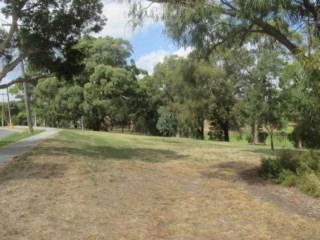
0, 0, 192, 96
96, 0, 192, 73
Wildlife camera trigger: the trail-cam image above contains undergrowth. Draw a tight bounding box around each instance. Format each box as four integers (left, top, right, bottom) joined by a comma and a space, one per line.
259, 150, 320, 197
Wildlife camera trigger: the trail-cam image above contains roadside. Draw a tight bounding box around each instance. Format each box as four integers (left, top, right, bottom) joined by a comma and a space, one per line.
0, 127, 59, 165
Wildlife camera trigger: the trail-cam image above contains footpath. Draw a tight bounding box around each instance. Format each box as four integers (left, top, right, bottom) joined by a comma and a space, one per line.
0, 128, 59, 165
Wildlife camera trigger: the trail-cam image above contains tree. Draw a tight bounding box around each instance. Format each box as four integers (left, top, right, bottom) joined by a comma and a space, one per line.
83, 64, 142, 130
0, 0, 105, 89
240, 46, 286, 150
127, 0, 320, 57
156, 106, 177, 139
206, 47, 251, 142
34, 77, 62, 127
153, 55, 209, 139
280, 60, 320, 148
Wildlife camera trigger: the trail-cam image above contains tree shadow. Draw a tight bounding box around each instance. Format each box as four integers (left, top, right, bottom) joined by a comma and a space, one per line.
200, 161, 266, 185
0, 158, 67, 182
200, 161, 320, 220
35, 139, 188, 163
242, 148, 276, 156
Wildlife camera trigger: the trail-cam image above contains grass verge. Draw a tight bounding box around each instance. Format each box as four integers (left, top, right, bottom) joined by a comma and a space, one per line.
0, 129, 45, 148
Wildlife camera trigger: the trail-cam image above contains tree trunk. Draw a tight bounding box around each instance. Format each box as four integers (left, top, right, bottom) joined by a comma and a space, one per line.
251, 122, 259, 144
198, 121, 205, 140
298, 139, 303, 149
201, 120, 204, 140
270, 129, 274, 151
223, 125, 230, 142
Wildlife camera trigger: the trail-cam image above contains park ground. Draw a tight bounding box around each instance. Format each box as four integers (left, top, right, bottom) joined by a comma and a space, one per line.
0, 130, 319, 239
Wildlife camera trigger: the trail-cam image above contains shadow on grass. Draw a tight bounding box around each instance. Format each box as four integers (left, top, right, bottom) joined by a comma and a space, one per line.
242, 148, 276, 156
201, 161, 266, 185
0, 155, 67, 182
36, 139, 188, 163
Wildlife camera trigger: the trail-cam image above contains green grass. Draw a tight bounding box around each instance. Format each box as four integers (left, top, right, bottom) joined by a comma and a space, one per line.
0, 130, 45, 148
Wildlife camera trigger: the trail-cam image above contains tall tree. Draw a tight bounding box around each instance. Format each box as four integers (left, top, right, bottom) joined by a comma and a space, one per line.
240, 46, 286, 150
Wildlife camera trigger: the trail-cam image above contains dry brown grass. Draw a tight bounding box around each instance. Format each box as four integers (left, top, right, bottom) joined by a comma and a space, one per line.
0, 130, 319, 240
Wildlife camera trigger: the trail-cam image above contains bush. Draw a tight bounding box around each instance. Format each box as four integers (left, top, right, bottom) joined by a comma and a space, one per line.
258, 150, 320, 197
277, 150, 299, 173
296, 151, 320, 173
278, 169, 296, 186
259, 158, 282, 180
296, 173, 320, 198
258, 131, 269, 144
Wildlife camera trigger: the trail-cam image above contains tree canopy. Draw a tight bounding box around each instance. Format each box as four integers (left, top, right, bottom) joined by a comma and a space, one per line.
0, 0, 105, 88
126, 0, 320, 58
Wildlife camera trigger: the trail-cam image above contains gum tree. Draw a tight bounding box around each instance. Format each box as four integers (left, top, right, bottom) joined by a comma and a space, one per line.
0, 0, 105, 89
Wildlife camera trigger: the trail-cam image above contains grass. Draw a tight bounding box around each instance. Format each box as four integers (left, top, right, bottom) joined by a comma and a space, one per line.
0, 130, 319, 239
0, 129, 45, 148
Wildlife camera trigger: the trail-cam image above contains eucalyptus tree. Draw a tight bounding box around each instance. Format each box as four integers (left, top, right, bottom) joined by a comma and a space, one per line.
280, 61, 320, 148
83, 64, 143, 131
240, 46, 286, 150
0, 0, 105, 89
126, 0, 319, 58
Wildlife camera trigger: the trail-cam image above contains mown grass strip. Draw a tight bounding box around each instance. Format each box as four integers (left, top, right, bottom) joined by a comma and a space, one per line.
0, 130, 45, 148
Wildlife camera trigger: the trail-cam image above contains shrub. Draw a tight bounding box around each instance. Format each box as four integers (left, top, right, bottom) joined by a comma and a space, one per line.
259, 158, 282, 180
258, 131, 269, 144
278, 169, 296, 187
296, 173, 320, 198
277, 150, 299, 173
296, 151, 320, 173
258, 150, 320, 198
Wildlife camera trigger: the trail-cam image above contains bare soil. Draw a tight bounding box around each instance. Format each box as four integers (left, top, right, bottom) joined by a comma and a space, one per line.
0, 131, 319, 240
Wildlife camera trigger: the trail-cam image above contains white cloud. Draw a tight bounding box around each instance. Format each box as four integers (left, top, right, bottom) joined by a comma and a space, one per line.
96, 0, 162, 39
136, 49, 168, 74
136, 46, 193, 74
173, 46, 193, 58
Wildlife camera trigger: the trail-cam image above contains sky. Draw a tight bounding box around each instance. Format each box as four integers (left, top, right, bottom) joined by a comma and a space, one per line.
0, 0, 193, 96
99, 0, 192, 73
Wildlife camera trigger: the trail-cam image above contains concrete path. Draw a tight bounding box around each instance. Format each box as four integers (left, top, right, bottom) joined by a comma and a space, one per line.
0, 128, 18, 139
0, 128, 59, 165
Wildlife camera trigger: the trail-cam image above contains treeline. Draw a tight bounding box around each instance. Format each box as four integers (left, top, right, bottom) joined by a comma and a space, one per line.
9, 35, 320, 150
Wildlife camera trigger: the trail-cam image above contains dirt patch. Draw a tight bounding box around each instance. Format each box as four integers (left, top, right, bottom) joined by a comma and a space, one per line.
240, 167, 320, 220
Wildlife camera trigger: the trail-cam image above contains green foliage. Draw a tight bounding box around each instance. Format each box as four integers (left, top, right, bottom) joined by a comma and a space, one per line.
259, 150, 320, 197
0, 0, 105, 85
239, 45, 286, 150
156, 106, 177, 136
259, 158, 283, 180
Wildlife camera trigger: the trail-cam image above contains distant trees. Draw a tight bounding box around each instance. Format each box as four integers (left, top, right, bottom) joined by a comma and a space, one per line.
28, 36, 150, 131
152, 52, 239, 141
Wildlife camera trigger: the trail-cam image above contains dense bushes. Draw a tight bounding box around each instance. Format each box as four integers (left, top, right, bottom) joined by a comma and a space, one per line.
259, 150, 320, 197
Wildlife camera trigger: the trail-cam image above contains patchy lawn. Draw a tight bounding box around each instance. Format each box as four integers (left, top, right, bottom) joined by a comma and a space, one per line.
0, 130, 319, 239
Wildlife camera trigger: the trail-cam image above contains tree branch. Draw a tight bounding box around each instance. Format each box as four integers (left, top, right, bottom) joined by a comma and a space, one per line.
0, 0, 28, 54
0, 73, 54, 89
253, 18, 299, 55
0, 14, 18, 54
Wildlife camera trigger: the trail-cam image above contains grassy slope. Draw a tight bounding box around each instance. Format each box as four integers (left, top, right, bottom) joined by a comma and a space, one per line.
0, 130, 319, 239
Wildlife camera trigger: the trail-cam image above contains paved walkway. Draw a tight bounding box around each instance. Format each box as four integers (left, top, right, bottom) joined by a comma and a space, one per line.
0, 128, 18, 139
0, 128, 59, 165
